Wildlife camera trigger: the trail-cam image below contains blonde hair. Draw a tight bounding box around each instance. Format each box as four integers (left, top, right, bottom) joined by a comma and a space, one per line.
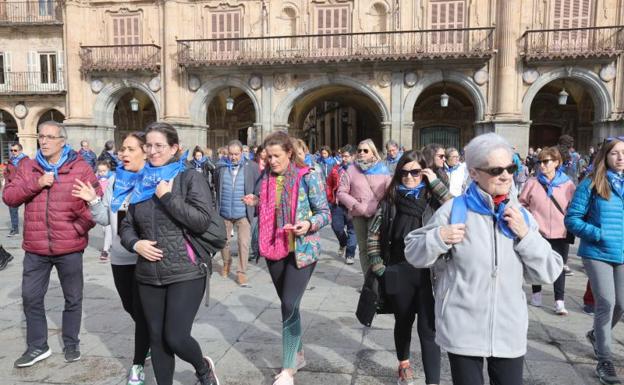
357, 139, 382, 161
590, 138, 624, 200
292, 138, 309, 165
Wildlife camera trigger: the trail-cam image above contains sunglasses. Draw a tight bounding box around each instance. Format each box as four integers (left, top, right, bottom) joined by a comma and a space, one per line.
399, 169, 423, 178
538, 158, 554, 165
10, 149, 19, 153
357, 148, 370, 154
476, 164, 518, 176
436, 154, 446, 159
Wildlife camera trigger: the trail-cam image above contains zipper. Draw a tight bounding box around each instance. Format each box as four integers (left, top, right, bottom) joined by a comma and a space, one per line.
489, 216, 498, 356
45, 189, 52, 253
152, 203, 162, 285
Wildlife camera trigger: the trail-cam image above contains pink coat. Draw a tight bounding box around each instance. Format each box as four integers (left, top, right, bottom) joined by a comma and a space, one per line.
518, 177, 576, 239
336, 163, 391, 218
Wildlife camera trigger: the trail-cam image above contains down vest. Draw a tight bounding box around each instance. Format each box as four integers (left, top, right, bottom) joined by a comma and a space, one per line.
120, 169, 214, 286
2, 153, 100, 256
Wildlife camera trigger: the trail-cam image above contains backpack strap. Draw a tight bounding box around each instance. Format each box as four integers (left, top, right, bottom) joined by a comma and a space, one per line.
449, 196, 467, 225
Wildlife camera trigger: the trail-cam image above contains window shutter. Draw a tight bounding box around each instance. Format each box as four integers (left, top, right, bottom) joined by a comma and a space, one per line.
57, 50, 63, 88
27, 51, 37, 73
5, 52, 11, 72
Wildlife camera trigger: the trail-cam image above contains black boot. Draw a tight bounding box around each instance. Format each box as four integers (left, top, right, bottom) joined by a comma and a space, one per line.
0, 246, 14, 271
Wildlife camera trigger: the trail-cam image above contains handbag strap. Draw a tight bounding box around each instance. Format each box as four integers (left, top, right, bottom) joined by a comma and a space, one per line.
540, 183, 565, 216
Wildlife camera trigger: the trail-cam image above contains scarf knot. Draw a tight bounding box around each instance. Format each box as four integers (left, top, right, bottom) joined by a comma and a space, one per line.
129, 151, 189, 206
356, 160, 390, 175
607, 170, 624, 197
35, 145, 73, 180
10, 153, 26, 167
396, 182, 426, 199
537, 168, 570, 197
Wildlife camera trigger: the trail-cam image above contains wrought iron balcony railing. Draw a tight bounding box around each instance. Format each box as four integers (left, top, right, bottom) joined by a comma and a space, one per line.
79, 44, 161, 73
0, 1, 62, 25
522, 26, 624, 61
177, 27, 495, 67
0, 71, 65, 94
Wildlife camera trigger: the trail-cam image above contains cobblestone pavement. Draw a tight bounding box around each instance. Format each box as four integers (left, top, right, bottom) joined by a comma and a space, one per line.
1, 202, 623, 385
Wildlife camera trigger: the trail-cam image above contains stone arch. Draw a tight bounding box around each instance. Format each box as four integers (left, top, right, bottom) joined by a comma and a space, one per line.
93, 80, 160, 127
189, 77, 261, 126
34, 108, 65, 125
403, 71, 487, 122
274, 75, 390, 126
522, 67, 612, 122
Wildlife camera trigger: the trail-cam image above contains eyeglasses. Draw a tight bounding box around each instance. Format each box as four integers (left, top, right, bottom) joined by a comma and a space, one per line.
399, 169, 423, 178
357, 148, 369, 154
476, 164, 518, 176
37, 134, 64, 141
143, 143, 169, 153
538, 159, 554, 165
436, 154, 446, 159
10, 149, 19, 153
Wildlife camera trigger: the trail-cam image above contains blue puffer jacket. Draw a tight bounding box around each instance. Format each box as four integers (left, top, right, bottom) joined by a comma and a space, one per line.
564, 177, 624, 264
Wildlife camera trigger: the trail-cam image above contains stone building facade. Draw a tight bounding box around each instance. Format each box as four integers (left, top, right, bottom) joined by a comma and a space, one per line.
0, 0, 623, 159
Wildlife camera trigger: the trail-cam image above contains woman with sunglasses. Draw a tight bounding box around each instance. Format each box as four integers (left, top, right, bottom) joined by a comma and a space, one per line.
423, 143, 450, 187
518, 147, 575, 315
368, 150, 452, 385
119, 122, 219, 385
72, 132, 150, 385
337, 139, 391, 274
405, 133, 562, 385
565, 136, 624, 385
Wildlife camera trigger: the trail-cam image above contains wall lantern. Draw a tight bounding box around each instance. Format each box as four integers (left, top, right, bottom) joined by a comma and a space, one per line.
129, 92, 140, 112
225, 88, 234, 111
558, 88, 569, 106
440, 82, 449, 108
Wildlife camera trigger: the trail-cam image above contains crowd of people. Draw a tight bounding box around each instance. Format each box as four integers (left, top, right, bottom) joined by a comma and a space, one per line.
1, 121, 623, 385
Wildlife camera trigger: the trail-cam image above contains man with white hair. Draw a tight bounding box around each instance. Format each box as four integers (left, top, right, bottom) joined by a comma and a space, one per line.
444, 147, 468, 196
3, 121, 101, 368
384, 140, 403, 174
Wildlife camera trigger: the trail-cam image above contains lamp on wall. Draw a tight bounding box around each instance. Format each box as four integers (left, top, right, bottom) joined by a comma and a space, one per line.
129, 90, 140, 112
440, 82, 449, 108
0, 111, 6, 135
225, 88, 234, 111
558, 87, 569, 106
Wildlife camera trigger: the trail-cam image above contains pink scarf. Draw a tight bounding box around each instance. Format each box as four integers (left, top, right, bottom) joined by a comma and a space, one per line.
258, 165, 309, 260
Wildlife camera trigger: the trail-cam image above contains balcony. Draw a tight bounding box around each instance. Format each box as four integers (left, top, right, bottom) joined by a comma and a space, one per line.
0, 71, 65, 94
79, 44, 161, 73
0, 1, 62, 25
521, 26, 624, 62
177, 27, 495, 67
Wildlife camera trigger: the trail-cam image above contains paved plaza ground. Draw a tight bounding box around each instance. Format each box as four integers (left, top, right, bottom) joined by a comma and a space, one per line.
1, 201, 624, 385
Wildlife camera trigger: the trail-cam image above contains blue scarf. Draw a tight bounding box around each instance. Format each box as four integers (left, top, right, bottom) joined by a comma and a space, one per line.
537, 168, 570, 197
463, 182, 529, 239
9, 152, 26, 167
387, 152, 403, 164
396, 182, 426, 199
304, 154, 315, 168
356, 160, 390, 175
340, 162, 351, 171
192, 156, 207, 169
110, 167, 143, 212
35, 144, 73, 180
607, 170, 624, 197
130, 151, 189, 205
98, 170, 114, 180
445, 163, 460, 174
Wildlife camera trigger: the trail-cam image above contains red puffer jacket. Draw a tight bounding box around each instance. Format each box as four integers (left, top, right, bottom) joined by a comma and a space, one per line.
3, 155, 29, 185
2, 152, 101, 256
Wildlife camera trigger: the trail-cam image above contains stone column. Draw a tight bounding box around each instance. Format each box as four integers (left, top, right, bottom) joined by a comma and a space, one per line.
381, 122, 391, 147
17, 132, 37, 159
390, 72, 403, 145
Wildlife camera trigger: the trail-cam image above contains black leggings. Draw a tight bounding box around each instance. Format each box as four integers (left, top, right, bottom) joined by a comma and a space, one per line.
532, 238, 569, 300
111, 264, 150, 365
266, 253, 315, 369
138, 278, 208, 385
385, 263, 440, 384
448, 353, 524, 385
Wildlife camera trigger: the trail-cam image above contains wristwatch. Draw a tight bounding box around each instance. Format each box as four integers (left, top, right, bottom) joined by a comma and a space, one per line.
88, 197, 101, 206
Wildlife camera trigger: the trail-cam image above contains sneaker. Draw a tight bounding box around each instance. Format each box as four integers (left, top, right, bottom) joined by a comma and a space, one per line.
14, 347, 52, 368
554, 300, 569, 315
196, 356, 220, 385
587, 330, 599, 358
0, 248, 13, 271
583, 304, 595, 316
530, 292, 542, 307
338, 246, 346, 257
345, 256, 355, 265
7, 230, 18, 237
596, 360, 621, 385
296, 350, 306, 371
63, 345, 81, 362
563, 265, 574, 276
397, 363, 416, 385
127, 364, 145, 385
236, 272, 248, 287
272, 370, 294, 385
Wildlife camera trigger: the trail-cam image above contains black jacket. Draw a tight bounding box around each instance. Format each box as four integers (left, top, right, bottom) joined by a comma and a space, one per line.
120, 169, 213, 286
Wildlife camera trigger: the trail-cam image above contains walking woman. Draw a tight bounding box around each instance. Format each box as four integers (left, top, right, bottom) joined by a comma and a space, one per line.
119, 122, 219, 385
243, 131, 330, 385
404, 133, 562, 385
72, 132, 150, 385
519, 146, 575, 315
565, 136, 624, 385
368, 150, 452, 385
336, 139, 391, 274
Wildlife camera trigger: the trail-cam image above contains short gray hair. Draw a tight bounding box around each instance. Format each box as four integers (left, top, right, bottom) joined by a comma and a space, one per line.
227, 140, 243, 151
445, 147, 459, 157
38, 121, 67, 140
385, 139, 399, 150
464, 133, 513, 170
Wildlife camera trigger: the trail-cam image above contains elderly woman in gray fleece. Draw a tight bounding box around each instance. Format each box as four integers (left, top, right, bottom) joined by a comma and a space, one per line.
404, 133, 563, 385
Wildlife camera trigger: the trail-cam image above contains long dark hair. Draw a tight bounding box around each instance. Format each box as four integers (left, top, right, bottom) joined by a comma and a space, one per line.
422, 143, 443, 170
385, 150, 427, 203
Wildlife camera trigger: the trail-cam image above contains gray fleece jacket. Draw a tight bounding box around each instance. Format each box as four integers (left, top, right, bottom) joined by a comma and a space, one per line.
404, 188, 563, 358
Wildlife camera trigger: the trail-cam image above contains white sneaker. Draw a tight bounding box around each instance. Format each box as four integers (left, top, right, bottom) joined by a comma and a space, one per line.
554, 300, 569, 315
563, 265, 574, 276
273, 370, 294, 385
345, 256, 355, 265
530, 292, 542, 307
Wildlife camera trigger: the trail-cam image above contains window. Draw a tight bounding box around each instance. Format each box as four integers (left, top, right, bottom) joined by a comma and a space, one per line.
210, 11, 241, 54
430, 0, 465, 49
39, 53, 57, 84
316, 6, 350, 50
552, 0, 592, 48
112, 14, 141, 57
371, 3, 388, 45
0, 54, 5, 84
38, 0, 53, 16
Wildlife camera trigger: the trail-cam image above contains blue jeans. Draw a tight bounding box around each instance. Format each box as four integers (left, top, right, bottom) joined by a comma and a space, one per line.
9, 205, 19, 232
330, 204, 356, 258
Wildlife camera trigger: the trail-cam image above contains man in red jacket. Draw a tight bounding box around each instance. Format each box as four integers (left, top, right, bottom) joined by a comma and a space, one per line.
3, 142, 28, 237
3, 121, 101, 368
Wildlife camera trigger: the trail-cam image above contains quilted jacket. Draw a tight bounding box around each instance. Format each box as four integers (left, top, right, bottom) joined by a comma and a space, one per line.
336, 163, 391, 218
2, 152, 100, 256
120, 169, 214, 286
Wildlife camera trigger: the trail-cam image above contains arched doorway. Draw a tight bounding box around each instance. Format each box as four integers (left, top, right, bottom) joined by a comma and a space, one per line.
529, 79, 594, 151
206, 87, 256, 150
37, 109, 65, 126
113, 89, 157, 148
412, 82, 476, 150
0, 110, 18, 163
288, 85, 383, 152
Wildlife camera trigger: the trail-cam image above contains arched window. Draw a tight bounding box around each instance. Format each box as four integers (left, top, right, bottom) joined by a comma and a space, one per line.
281, 7, 297, 48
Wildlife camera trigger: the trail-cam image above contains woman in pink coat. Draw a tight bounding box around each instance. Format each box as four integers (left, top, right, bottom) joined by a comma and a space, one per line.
519, 146, 576, 315
337, 139, 391, 274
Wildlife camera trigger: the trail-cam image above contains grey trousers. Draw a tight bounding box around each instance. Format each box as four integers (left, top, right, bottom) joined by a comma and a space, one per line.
352, 216, 373, 274
583, 258, 624, 361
